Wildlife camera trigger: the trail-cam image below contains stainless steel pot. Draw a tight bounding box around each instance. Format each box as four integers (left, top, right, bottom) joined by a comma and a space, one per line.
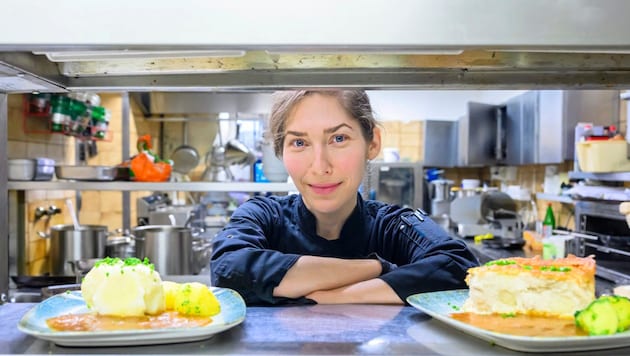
105, 229, 135, 258
133, 225, 199, 275
40, 224, 108, 276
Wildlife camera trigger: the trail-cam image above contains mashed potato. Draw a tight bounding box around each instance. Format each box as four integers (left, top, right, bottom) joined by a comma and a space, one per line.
81, 257, 165, 317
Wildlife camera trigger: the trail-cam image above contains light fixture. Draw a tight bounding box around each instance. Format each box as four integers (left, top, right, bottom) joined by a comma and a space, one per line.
32, 50, 247, 62
265, 49, 464, 56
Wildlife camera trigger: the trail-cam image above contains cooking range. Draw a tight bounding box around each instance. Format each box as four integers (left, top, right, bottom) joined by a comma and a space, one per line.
574, 200, 630, 283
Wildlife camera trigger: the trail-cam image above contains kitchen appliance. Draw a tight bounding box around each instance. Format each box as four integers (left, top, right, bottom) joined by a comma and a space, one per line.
450, 191, 524, 246
429, 179, 454, 216
40, 224, 108, 276
362, 161, 424, 209
504, 90, 619, 165
574, 200, 630, 282
136, 192, 171, 226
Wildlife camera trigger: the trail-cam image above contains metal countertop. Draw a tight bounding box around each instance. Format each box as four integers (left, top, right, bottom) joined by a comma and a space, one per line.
2, 302, 630, 355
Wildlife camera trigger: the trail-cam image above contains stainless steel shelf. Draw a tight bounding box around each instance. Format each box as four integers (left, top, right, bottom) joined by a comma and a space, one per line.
569, 171, 630, 182
7, 181, 296, 192
535, 192, 574, 204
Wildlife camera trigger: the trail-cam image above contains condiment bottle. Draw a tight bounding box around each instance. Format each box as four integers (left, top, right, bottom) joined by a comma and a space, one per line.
542, 203, 556, 238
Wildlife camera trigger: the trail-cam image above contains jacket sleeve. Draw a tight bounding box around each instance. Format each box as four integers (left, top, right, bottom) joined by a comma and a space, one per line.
376, 208, 480, 303
210, 198, 303, 305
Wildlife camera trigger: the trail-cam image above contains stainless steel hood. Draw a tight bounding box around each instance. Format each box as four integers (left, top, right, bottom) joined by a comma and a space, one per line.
2, 0, 630, 92
132, 92, 273, 120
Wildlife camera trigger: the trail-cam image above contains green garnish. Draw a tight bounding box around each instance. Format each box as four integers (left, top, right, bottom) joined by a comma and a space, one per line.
485, 259, 516, 266
501, 313, 516, 318
540, 266, 572, 272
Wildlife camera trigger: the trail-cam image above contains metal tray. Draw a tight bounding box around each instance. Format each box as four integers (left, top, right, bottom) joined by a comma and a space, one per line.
54, 165, 129, 181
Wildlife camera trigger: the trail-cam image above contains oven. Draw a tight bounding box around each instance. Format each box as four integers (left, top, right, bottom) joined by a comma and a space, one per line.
574, 200, 630, 283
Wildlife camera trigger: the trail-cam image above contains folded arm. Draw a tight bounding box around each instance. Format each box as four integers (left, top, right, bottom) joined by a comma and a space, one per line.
272, 255, 382, 299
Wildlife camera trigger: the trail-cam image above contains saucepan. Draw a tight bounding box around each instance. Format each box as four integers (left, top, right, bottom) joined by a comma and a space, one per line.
38, 224, 108, 276
132, 225, 212, 275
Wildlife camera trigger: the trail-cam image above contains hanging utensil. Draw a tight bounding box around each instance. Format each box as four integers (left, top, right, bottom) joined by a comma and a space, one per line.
171, 122, 200, 176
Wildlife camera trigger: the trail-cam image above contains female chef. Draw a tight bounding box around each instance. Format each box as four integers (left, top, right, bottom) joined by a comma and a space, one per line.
211, 90, 479, 305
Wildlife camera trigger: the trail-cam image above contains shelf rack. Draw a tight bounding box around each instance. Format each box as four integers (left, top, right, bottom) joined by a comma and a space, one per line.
7, 181, 296, 192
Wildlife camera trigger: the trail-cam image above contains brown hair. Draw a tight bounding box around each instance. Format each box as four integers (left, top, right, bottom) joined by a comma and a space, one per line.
267, 90, 379, 157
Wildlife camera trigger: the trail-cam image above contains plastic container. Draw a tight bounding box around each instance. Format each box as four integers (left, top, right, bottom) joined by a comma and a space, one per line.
576, 140, 630, 172
8, 159, 36, 180
33, 158, 55, 181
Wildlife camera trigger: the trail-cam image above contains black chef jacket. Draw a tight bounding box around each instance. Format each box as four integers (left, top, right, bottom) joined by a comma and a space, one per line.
211, 193, 479, 305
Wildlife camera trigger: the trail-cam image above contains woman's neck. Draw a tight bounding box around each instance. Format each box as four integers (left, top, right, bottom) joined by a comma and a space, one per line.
313, 205, 356, 240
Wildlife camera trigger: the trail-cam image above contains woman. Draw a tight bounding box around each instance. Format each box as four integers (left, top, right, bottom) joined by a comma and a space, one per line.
211, 90, 478, 305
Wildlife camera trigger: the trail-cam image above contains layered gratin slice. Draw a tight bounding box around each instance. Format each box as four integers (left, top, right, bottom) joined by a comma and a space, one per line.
462, 255, 595, 318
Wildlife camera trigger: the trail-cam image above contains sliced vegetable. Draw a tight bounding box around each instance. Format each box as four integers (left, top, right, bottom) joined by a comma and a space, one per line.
574, 295, 630, 335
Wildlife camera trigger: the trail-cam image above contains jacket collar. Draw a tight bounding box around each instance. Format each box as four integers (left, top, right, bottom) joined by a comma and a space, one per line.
295, 193, 366, 240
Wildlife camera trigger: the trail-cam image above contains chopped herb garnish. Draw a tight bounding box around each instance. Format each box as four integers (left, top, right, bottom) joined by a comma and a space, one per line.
485, 259, 516, 266
501, 312, 516, 318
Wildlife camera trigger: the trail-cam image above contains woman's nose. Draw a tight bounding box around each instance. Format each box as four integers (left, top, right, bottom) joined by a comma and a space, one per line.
311, 146, 332, 175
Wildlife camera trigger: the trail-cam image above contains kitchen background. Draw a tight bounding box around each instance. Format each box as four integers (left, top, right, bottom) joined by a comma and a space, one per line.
6, 90, 628, 276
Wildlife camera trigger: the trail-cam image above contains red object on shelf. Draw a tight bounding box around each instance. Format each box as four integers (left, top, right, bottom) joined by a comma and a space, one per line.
585, 136, 611, 141
21, 95, 114, 142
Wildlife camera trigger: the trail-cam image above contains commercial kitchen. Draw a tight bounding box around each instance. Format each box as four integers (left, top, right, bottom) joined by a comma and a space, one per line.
3, 0, 630, 354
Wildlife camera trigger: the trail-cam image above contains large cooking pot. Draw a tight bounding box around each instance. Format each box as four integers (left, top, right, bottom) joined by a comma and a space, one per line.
40, 224, 108, 276
133, 225, 210, 275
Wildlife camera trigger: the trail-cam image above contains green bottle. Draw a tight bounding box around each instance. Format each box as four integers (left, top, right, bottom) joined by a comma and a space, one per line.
542, 203, 556, 238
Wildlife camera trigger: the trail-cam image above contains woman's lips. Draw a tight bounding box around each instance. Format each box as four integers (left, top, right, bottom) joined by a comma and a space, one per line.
309, 182, 341, 195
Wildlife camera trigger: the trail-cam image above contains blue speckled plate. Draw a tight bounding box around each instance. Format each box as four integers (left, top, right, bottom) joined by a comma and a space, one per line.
407, 289, 630, 353
18, 287, 246, 347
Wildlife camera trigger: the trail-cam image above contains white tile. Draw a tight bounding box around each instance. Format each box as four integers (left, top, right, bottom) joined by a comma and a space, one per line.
46, 144, 64, 162
7, 140, 27, 159
25, 190, 46, 203
26, 142, 47, 158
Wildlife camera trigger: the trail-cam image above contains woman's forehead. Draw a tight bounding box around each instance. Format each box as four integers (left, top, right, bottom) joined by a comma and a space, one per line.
285, 95, 355, 130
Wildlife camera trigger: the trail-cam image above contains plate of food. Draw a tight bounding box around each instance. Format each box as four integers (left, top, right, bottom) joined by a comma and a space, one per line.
407, 255, 630, 353
17, 258, 246, 347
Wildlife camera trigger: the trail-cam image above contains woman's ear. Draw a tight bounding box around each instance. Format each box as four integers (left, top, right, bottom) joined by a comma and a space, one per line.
367, 127, 382, 160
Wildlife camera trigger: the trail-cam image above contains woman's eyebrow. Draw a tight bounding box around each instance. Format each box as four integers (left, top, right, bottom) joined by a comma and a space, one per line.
285, 130, 306, 137
324, 123, 352, 134
285, 123, 352, 137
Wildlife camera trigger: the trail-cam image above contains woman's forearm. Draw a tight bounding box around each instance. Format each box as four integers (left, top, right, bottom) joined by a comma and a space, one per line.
273, 255, 381, 298
306, 278, 403, 304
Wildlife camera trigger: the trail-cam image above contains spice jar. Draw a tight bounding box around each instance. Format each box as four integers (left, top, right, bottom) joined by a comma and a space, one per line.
29, 93, 51, 114
91, 106, 109, 139
49, 95, 71, 133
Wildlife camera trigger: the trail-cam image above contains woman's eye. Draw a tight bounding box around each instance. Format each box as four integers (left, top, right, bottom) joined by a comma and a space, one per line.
333, 135, 345, 143
291, 139, 305, 147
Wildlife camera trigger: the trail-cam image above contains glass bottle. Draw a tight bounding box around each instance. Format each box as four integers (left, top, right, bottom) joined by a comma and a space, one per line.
49, 95, 70, 133
542, 203, 556, 238
91, 106, 109, 139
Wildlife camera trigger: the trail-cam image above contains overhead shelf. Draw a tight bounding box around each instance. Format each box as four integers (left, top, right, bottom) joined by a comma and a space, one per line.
535, 193, 574, 204
568, 171, 630, 182
7, 181, 296, 192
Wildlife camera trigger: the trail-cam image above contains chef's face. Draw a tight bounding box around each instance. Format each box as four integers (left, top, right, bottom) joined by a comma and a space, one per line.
282, 93, 381, 219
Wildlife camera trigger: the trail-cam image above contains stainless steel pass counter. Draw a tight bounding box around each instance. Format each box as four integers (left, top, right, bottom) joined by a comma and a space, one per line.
2, 302, 630, 355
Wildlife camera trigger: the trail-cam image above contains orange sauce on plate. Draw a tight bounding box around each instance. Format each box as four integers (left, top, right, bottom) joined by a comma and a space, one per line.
46, 311, 213, 332
450, 312, 587, 337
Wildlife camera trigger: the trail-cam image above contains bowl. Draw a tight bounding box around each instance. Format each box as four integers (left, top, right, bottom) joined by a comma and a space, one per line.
8, 159, 35, 181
